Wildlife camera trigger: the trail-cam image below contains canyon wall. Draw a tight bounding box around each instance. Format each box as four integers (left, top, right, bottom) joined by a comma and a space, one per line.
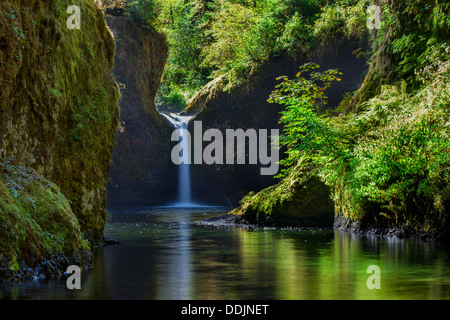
0, 0, 119, 279
105, 14, 176, 208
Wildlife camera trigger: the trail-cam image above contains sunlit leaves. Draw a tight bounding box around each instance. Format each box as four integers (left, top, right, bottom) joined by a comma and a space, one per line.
268, 63, 347, 177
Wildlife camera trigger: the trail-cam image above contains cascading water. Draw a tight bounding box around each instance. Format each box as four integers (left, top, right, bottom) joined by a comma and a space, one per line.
177, 120, 191, 204
160, 112, 196, 207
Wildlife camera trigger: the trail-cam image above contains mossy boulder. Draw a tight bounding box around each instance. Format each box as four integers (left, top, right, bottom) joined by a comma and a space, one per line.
0, 163, 90, 280
230, 161, 334, 227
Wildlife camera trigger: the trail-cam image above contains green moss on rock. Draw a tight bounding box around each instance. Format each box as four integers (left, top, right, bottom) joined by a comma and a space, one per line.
230, 161, 334, 227
0, 0, 120, 248
0, 163, 90, 276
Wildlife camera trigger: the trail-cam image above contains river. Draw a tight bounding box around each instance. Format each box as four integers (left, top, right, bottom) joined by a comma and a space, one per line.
2, 207, 450, 300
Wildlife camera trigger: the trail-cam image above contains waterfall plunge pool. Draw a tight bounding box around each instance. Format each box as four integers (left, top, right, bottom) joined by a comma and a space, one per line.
2, 207, 450, 300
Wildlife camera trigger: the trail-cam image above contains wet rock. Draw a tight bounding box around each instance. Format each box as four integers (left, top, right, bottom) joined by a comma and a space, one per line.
104, 237, 120, 246
229, 162, 335, 228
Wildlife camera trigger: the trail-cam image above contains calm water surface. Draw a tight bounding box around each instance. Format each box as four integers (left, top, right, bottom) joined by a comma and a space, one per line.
2, 207, 450, 300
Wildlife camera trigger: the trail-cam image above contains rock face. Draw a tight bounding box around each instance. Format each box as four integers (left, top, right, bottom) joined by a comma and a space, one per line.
229, 161, 335, 227
105, 15, 176, 208
0, 163, 92, 281
0, 0, 119, 278
187, 40, 368, 206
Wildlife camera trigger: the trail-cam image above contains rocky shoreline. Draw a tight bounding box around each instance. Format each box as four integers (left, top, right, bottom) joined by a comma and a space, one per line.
332, 215, 448, 242
197, 212, 449, 243
193, 213, 252, 228
0, 251, 92, 283
0, 238, 120, 283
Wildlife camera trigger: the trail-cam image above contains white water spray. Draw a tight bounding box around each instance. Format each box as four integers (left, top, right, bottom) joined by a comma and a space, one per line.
160, 112, 196, 207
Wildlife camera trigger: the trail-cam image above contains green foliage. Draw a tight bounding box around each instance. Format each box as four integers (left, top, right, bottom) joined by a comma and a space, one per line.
271, 41, 449, 229
129, 0, 159, 26
8, 256, 19, 272
268, 62, 345, 177
155, 0, 211, 105
275, 12, 313, 56
164, 2, 206, 77
203, 1, 263, 75
313, 0, 368, 41
229, 0, 449, 233
385, 1, 450, 89
153, 0, 369, 105
155, 89, 187, 111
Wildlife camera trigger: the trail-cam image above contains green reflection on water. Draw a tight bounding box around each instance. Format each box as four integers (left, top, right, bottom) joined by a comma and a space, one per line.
2, 208, 450, 300
230, 228, 450, 300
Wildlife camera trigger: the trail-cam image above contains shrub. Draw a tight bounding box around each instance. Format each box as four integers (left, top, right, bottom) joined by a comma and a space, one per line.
129, 0, 158, 26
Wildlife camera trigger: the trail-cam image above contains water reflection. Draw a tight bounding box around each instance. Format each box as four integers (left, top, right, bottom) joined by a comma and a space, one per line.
156, 211, 192, 299
1, 208, 450, 300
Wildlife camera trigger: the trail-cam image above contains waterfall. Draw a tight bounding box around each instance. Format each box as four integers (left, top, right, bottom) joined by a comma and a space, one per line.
160, 112, 196, 207
178, 120, 191, 204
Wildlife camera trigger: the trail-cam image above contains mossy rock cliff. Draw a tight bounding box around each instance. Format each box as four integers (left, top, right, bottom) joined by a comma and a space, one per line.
0, 0, 120, 278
